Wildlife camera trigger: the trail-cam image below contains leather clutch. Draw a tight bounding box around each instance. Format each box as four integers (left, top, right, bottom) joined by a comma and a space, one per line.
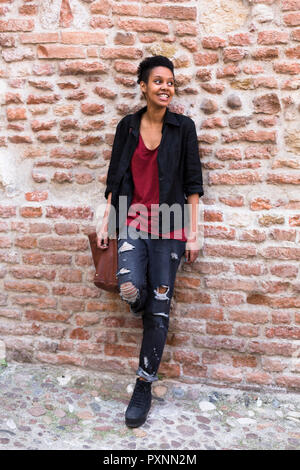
88, 232, 119, 292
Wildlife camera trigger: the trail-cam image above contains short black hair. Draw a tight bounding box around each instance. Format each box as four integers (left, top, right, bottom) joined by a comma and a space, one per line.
137, 55, 175, 85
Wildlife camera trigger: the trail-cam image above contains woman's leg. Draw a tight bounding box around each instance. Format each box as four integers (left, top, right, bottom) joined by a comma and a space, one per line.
136, 237, 186, 382
116, 225, 148, 314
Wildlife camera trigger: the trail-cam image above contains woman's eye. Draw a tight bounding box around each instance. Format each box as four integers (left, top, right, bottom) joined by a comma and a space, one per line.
155, 80, 174, 86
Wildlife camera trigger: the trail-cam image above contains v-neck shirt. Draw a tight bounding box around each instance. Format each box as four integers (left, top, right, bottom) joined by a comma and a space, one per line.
126, 133, 187, 241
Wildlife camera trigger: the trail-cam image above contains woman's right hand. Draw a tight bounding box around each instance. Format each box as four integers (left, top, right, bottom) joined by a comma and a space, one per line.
97, 221, 109, 249
97, 193, 112, 249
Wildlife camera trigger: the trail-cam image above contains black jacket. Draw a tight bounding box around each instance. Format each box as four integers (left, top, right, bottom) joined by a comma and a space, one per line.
104, 105, 204, 237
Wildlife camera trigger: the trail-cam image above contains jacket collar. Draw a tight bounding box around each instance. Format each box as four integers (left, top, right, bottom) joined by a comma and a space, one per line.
129, 105, 180, 137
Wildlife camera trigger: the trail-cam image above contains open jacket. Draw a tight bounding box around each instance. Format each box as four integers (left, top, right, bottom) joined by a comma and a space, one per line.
104, 105, 204, 237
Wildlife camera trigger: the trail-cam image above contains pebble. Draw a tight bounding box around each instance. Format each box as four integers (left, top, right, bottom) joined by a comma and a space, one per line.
42, 416, 52, 425
199, 401, 216, 411
153, 385, 168, 398
133, 428, 147, 438
6, 419, 16, 430
176, 425, 195, 436
272, 399, 280, 408
59, 417, 79, 426
53, 409, 66, 418
172, 387, 185, 399
196, 415, 210, 424
28, 406, 46, 417
76, 411, 94, 420
237, 418, 257, 426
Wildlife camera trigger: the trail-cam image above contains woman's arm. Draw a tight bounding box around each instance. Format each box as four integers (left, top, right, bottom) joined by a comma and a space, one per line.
97, 191, 112, 249
185, 193, 200, 263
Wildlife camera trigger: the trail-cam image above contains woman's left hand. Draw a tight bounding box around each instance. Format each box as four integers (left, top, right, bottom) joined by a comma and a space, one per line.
184, 236, 200, 264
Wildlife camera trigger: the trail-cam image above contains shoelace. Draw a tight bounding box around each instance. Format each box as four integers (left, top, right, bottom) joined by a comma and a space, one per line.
130, 381, 151, 408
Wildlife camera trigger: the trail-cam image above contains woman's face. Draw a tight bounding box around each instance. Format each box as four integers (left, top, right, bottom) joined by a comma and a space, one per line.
140, 66, 175, 107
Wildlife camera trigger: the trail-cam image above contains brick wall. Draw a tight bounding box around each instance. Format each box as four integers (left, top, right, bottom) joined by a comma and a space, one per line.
0, 0, 300, 392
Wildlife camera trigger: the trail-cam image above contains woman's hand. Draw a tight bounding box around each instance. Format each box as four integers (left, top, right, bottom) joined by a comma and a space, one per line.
97, 219, 109, 249
184, 235, 200, 264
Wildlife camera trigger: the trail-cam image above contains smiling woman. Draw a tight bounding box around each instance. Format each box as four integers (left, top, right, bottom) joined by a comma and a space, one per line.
97, 55, 204, 429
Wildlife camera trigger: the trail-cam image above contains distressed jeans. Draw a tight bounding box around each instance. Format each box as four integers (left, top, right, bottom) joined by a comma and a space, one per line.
116, 224, 186, 383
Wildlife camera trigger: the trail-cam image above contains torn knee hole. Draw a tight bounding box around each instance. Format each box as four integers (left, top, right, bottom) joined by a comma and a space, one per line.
158, 285, 168, 294
154, 284, 170, 301
120, 281, 139, 303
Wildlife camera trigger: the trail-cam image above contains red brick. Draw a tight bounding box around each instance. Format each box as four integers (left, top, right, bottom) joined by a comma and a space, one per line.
0, 19, 34, 32
19, 32, 59, 43
90, 0, 111, 14
80, 103, 104, 115
43, 253, 72, 265
282, 0, 300, 11
218, 292, 245, 306
248, 340, 295, 357
25, 191, 48, 202
123, 17, 167, 33
22, 253, 44, 265
246, 372, 273, 385
59, 61, 107, 75
206, 322, 233, 335
25, 310, 71, 323
204, 243, 256, 258
270, 264, 298, 278
211, 366, 243, 383
27, 94, 60, 105
52, 285, 100, 298
0, 206, 16, 218
143, 5, 196, 20
15, 235, 37, 249
13, 295, 56, 309
75, 313, 99, 327
37, 44, 86, 59
105, 343, 138, 358
236, 325, 259, 337
46, 206, 93, 220
266, 326, 300, 339
283, 12, 300, 26
232, 355, 257, 368
59, 269, 82, 283
10, 266, 56, 281
275, 375, 300, 390
20, 206, 42, 218
38, 236, 88, 251
6, 107, 26, 121
159, 363, 180, 379
4, 280, 48, 295
61, 31, 105, 45
0, 236, 11, 248
262, 246, 300, 260
182, 364, 207, 378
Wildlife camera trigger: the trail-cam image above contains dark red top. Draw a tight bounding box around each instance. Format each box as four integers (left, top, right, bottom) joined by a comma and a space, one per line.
126, 134, 187, 241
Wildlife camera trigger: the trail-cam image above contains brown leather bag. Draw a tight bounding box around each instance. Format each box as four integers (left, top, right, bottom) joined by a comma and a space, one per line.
88, 232, 119, 292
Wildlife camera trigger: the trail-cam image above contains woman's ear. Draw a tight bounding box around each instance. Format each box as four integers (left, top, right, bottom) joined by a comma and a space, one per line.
140, 81, 147, 100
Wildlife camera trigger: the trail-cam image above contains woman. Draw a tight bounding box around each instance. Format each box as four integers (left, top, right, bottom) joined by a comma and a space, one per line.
97, 55, 204, 428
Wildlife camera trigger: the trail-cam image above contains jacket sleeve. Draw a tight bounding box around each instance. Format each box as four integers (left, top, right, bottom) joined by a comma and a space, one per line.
183, 118, 204, 198
104, 117, 128, 199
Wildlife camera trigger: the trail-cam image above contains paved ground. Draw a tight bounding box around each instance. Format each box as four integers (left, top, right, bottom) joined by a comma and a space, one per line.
0, 362, 299, 450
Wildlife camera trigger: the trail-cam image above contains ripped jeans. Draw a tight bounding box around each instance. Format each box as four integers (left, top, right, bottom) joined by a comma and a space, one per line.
116, 224, 186, 383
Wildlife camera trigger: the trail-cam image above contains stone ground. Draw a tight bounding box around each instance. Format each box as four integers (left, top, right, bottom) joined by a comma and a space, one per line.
0, 362, 299, 450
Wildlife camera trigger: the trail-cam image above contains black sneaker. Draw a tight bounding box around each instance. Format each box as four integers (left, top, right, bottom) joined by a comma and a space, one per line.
125, 378, 152, 428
